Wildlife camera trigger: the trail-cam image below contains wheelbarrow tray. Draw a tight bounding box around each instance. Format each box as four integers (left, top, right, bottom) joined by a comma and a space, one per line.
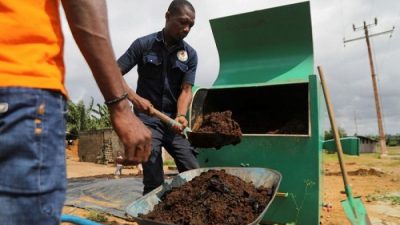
126, 167, 282, 225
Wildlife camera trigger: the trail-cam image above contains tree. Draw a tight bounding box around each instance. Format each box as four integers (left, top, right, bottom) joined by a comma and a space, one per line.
66, 100, 85, 134
324, 127, 347, 140
91, 103, 111, 128
386, 134, 400, 146
66, 97, 112, 138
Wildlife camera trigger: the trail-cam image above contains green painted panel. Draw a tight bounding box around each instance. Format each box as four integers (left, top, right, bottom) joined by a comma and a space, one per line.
192, 2, 321, 224
210, 2, 313, 87
197, 137, 319, 224
323, 137, 361, 156
195, 75, 323, 224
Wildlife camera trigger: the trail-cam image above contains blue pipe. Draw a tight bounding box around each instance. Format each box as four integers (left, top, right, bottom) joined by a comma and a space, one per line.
61, 214, 103, 225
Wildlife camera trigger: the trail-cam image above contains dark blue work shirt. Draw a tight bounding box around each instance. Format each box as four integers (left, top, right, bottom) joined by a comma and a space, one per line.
117, 31, 197, 125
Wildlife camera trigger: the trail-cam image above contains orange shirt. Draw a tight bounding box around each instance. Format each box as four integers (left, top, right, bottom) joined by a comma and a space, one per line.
0, 0, 67, 96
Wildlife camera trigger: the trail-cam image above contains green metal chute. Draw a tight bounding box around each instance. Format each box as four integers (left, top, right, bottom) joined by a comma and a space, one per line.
210, 1, 313, 87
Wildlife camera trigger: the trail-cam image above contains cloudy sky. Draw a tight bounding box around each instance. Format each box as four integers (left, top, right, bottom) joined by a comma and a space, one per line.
61, 0, 400, 135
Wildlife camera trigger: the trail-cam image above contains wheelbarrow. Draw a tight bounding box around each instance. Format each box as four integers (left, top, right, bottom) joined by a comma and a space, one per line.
125, 167, 282, 225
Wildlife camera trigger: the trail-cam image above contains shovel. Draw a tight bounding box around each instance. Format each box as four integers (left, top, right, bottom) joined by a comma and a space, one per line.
318, 66, 371, 225
150, 108, 241, 149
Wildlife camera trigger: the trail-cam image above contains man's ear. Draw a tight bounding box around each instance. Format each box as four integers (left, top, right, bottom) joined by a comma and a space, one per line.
165, 11, 171, 21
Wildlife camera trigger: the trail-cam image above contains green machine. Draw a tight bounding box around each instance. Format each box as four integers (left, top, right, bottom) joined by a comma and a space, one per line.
189, 2, 324, 224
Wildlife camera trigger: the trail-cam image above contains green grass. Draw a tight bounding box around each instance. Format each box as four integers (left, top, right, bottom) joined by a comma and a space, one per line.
86, 210, 108, 222
366, 194, 400, 205
163, 159, 176, 166
387, 146, 400, 154
323, 151, 380, 163
387, 160, 400, 167
323, 145, 400, 188
323, 146, 400, 165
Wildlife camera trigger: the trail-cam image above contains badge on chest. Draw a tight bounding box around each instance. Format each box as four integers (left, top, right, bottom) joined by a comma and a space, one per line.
177, 50, 188, 62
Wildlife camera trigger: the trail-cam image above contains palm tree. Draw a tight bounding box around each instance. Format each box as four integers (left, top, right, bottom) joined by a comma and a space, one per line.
66, 97, 113, 138
91, 103, 111, 128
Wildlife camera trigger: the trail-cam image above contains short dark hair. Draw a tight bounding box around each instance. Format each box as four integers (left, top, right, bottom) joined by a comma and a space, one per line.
167, 0, 195, 15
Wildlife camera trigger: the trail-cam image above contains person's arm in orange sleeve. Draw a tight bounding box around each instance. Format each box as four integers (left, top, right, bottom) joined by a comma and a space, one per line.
61, 0, 151, 163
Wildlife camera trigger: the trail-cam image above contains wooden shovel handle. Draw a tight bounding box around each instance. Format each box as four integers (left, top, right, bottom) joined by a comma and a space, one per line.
317, 66, 350, 187
149, 107, 191, 138
150, 107, 176, 125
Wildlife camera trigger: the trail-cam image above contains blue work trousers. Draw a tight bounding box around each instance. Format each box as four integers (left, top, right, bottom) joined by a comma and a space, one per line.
142, 123, 199, 194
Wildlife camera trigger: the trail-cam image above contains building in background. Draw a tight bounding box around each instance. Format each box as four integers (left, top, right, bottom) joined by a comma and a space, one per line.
357, 135, 378, 153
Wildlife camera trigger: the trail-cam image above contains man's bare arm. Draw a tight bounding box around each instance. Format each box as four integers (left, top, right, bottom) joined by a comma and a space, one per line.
61, 0, 151, 163
174, 83, 193, 131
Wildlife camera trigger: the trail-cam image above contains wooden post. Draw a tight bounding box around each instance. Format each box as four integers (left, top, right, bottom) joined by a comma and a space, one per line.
363, 21, 388, 157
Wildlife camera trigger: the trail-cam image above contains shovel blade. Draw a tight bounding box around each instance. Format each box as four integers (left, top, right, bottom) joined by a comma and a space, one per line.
187, 132, 241, 149
341, 197, 372, 225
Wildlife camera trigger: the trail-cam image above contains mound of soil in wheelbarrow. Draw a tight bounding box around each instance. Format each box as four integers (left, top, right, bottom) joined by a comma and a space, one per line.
139, 169, 273, 225
189, 111, 242, 148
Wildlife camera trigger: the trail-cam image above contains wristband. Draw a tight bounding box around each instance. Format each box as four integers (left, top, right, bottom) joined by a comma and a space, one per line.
105, 92, 128, 106
176, 114, 186, 118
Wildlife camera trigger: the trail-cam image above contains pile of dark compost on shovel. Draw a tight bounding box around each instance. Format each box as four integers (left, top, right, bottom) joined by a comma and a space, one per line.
193, 111, 242, 137
188, 111, 242, 148
139, 169, 273, 225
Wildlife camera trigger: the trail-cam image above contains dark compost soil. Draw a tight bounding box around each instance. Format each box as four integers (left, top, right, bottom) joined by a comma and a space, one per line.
192, 111, 242, 137
189, 111, 242, 148
139, 169, 273, 225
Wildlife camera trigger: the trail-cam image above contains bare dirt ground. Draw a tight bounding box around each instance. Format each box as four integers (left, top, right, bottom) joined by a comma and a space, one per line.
63, 142, 140, 225
63, 143, 400, 225
321, 147, 400, 225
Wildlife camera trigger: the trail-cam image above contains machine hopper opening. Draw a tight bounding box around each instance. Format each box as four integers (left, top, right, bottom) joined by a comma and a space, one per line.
191, 83, 309, 136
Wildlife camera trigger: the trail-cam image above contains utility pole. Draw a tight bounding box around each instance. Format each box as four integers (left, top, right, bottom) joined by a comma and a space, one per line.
344, 18, 395, 157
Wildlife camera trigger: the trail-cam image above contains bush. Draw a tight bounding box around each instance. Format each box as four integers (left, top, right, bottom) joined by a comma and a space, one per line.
86, 211, 108, 222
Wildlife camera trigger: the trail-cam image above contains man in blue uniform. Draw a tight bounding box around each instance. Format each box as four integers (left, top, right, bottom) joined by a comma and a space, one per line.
117, 0, 199, 194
